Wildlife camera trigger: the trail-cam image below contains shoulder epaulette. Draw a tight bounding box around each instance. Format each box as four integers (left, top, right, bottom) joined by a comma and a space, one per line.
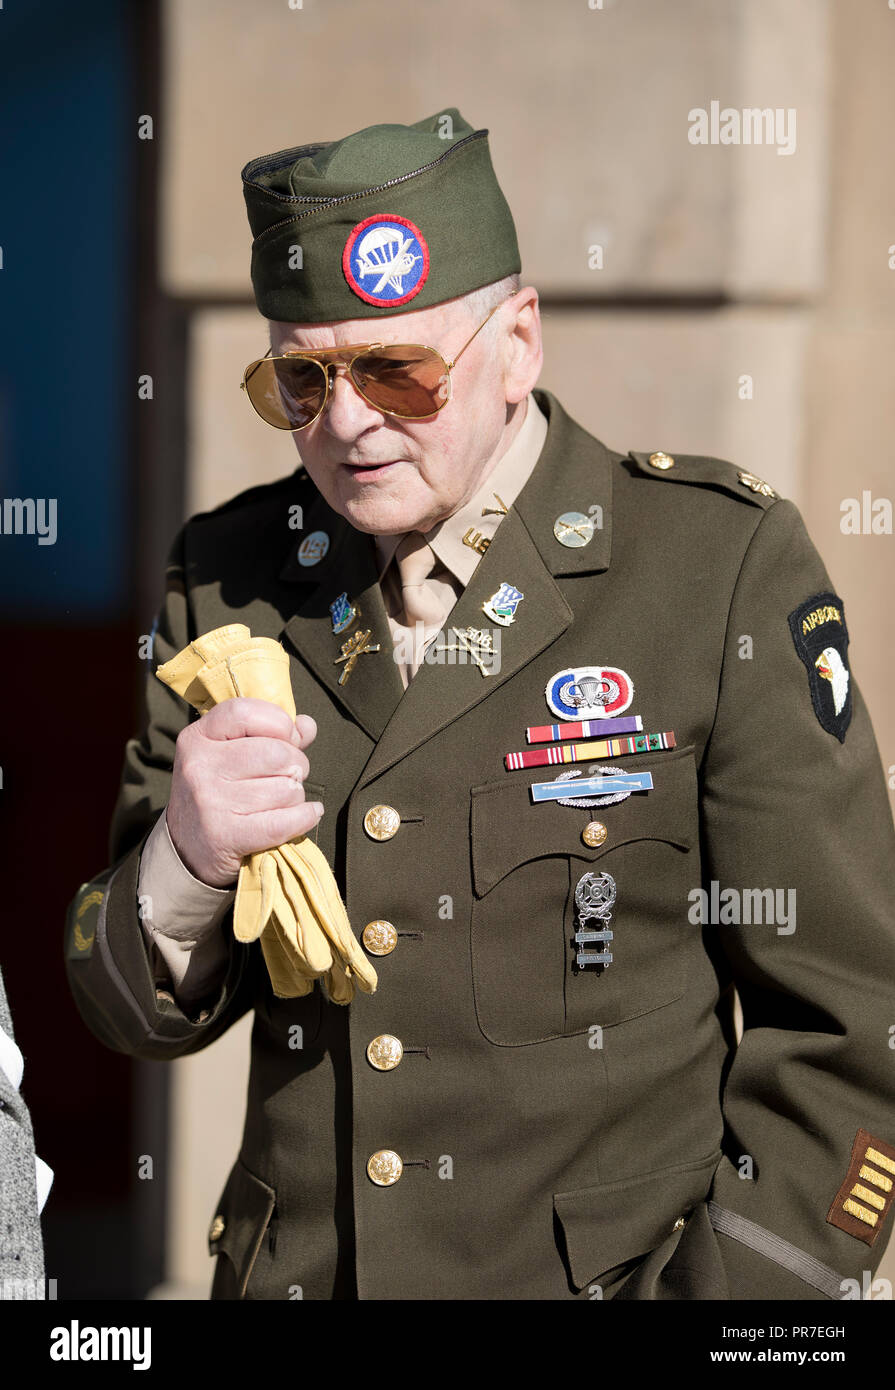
627, 450, 781, 510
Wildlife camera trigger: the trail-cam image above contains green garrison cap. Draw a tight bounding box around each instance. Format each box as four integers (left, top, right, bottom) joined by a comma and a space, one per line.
241, 108, 521, 322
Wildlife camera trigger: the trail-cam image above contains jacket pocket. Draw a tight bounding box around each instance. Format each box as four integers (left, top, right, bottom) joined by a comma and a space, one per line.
554, 1147, 723, 1294
208, 1156, 277, 1300
470, 745, 699, 1045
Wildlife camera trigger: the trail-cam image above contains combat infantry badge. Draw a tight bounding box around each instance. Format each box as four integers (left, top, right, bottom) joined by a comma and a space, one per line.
788, 592, 852, 741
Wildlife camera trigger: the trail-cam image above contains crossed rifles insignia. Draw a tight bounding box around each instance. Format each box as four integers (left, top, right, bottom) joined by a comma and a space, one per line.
334, 628, 381, 685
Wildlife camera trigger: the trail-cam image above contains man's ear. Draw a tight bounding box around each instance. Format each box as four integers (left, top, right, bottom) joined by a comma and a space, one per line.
503, 288, 543, 405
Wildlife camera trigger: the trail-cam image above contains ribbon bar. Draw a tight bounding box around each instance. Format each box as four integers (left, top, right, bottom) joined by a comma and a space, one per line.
506, 731, 675, 771
526, 715, 643, 744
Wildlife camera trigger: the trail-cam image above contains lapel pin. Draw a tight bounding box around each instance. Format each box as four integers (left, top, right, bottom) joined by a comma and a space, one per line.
329, 591, 361, 634
482, 581, 524, 626
481, 493, 508, 517
433, 626, 497, 678
334, 628, 381, 685
553, 511, 594, 548
297, 530, 330, 566
545, 665, 634, 720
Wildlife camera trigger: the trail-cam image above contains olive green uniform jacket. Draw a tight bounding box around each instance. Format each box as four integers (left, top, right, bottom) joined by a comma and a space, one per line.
65, 388, 895, 1300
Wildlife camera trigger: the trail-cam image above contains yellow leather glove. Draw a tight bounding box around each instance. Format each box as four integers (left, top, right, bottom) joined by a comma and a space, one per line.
156, 625, 377, 1002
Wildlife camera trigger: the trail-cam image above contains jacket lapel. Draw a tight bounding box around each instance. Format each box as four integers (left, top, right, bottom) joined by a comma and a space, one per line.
357, 389, 615, 785
275, 389, 616, 769
279, 490, 406, 741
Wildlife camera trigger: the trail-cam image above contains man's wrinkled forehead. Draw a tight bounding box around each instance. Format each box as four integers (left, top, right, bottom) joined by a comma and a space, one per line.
269, 300, 464, 350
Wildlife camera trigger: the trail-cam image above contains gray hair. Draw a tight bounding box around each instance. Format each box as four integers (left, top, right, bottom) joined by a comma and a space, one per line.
458, 272, 523, 326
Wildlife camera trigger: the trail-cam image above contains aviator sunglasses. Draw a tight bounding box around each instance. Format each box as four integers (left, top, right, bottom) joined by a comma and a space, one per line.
240, 291, 519, 431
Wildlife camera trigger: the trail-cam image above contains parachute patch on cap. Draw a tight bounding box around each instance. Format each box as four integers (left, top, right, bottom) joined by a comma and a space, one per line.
788, 592, 852, 742
342, 214, 430, 307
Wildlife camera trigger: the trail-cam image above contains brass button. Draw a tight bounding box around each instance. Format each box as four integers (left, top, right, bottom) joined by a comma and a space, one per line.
672, 1216, 686, 1232
366, 1034, 404, 1071
582, 821, 608, 848
209, 1214, 226, 1243
363, 804, 400, 841
362, 920, 398, 955
367, 1149, 404, 1186
648, 451, 675, 470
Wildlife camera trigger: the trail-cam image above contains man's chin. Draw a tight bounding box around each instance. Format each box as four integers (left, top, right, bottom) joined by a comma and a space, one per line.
341, 500, 435, 535
336, 482, 441, 536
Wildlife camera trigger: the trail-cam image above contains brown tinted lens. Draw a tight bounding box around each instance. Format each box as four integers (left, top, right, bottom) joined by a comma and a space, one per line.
244, 357, 326, 430
350, 345, 449, 418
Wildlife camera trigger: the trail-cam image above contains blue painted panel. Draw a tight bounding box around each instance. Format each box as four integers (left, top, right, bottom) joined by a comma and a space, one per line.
0, 0, 133, 617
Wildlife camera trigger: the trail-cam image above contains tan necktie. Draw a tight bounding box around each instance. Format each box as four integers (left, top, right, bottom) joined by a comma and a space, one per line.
388, 534, 460, 684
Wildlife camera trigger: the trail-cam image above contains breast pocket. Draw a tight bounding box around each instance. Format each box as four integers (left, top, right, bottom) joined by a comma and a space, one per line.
469, 744, 699, 1045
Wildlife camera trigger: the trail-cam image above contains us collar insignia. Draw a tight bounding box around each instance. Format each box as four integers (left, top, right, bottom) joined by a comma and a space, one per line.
788, 592, 852, 741
462, 527, 490, 555
330, 591, 361, 635
545, 666, 634, 721
482, 581, 524, 627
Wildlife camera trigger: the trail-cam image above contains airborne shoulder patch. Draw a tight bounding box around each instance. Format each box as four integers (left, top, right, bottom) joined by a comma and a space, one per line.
787, 591, 852, 742
827, 1129, 895, 1246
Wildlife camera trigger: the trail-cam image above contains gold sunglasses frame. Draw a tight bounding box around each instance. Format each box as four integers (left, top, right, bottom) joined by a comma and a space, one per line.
240, 290, 520, 432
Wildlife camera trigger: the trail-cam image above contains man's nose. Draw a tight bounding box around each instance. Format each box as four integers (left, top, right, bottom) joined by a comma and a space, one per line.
319, 365, 384, 439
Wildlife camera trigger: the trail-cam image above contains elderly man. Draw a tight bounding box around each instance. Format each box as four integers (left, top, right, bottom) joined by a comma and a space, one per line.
66, 109, 895, 1301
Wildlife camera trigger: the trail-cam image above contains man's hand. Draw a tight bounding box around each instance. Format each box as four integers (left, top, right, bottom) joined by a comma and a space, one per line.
166, 699, 322, 888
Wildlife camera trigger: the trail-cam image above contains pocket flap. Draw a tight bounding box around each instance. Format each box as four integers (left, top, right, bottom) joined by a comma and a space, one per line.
554, 1148, 721, 1291
471, 744, 696, 896
208, 1157, 276, 1298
